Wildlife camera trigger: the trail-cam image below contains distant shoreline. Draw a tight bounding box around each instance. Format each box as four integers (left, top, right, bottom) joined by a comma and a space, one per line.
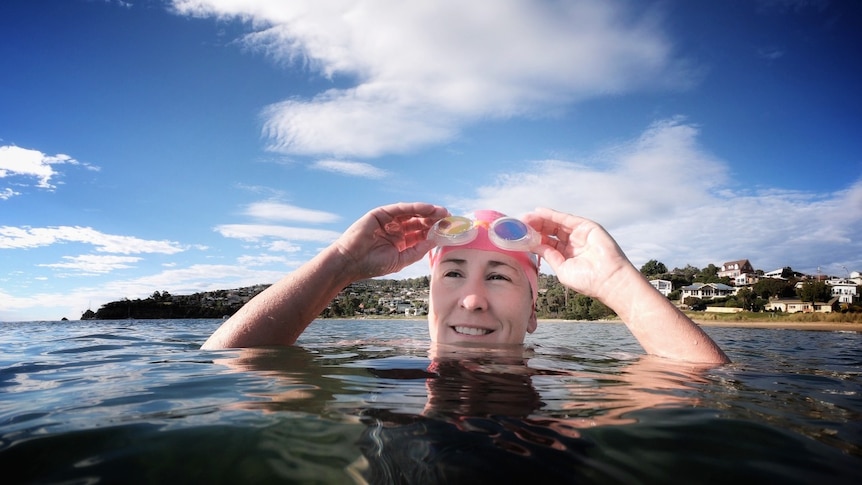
336, 314, 862, 332
691, 319, 861, 332
535, 318, 861, 332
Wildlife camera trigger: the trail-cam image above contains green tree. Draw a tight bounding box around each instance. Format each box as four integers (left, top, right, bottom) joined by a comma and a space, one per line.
735, 287, 759, 311
695, 264, 719, 283
567, 294, 592, 320
640, 259, 668, 277
588, 299, 615, 320
797, 281, 831, 305
753, 278, 789, 299
684, 297, 706, 311
672, 264, 700, 283
695, 264, 731, 285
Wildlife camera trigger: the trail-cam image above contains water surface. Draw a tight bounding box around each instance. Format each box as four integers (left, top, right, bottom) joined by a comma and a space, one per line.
1, 319, 859, 483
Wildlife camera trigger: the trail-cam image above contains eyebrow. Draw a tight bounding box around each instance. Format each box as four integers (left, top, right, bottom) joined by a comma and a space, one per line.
440, 257, 517, 271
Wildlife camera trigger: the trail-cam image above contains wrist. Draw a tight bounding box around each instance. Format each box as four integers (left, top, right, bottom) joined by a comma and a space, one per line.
594, 263, 651, 320
316, 244, 366, 287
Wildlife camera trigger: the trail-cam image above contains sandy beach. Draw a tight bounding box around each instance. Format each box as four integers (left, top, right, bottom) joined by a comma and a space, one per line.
692, 319, 862, 332
536, 318, 862, 332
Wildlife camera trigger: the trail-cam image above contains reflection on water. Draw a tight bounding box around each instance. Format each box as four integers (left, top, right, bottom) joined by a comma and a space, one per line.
0, 319, 860, 483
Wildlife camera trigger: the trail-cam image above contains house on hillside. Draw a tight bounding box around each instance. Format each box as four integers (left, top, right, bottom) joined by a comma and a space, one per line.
825, 278, 859, 304
734, 273, 759, 286
649, 279, 673, 297
763, 268, 786, 279
719, 259, 755, 283
680, 283, 736, 301
766, 297, 839, 313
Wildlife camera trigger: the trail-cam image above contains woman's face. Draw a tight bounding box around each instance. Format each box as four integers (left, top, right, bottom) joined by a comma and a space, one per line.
428, 248, 537, 345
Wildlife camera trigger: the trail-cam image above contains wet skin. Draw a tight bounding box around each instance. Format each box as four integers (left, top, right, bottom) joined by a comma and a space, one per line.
428, 248, 537, 345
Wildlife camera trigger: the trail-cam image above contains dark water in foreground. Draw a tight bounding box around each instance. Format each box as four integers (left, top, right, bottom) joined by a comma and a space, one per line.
0, 319, 860, 484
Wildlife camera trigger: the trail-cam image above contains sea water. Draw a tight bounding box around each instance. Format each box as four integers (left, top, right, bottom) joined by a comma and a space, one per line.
0, 319, 859, 484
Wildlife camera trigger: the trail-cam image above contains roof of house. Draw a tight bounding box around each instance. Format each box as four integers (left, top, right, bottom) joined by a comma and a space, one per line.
681, 283, 735, 291
721, 259, 752, 269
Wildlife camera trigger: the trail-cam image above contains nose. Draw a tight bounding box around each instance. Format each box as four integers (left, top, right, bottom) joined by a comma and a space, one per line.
460, 280, 488, 311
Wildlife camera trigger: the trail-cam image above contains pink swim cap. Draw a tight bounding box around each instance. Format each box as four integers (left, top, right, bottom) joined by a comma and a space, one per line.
429, 210, 539, 303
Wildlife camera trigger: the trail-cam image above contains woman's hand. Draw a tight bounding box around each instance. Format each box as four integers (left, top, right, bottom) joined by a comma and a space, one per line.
333, 202, 449, 279
201, 202, 447, 349
523, 207, 635, 302
524, 207, 730, 364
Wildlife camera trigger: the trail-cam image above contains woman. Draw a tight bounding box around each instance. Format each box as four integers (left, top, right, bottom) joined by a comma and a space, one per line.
201, 202, 728, 364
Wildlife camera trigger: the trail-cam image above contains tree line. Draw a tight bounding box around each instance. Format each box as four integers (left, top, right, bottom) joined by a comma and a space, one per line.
81, 262, 859, 321
638, 260, 857, 313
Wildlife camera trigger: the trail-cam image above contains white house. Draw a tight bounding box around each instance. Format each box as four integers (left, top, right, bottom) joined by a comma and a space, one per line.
763, 268, 786, 279
649, 279, 673, 297
766, 297, 839, 313
734, 273, 759, 286
825, 278, 859, 304
680, 283, 736, 301
719, 259, 754, 280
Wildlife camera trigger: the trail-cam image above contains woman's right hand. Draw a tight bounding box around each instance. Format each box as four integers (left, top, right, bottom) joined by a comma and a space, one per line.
333, 202, 449, 279
523, 207, 636, 302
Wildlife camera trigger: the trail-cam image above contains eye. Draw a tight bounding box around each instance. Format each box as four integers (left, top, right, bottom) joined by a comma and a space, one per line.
443, 270, 464, 278
487, 273, 512, 282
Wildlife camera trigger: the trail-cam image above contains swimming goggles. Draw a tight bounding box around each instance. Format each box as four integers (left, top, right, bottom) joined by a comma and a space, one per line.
427, 215, 541, 252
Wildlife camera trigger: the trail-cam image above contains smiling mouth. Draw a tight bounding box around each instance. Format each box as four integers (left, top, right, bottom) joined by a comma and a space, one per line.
453, 326, 492, 336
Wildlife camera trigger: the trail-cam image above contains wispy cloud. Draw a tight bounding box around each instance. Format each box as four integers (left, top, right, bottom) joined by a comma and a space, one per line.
38, 254, 141, 275
757, 47, 785, 60
171, 0, 690, 157
0, 188, 18, 200
214, 224, 341, 243
0, 264, 292, 322
447, 118, 862, 276
242, 201, 341, 223
0, 226, 185, 254
237, 254, 291, 267
0, 145, 98, 195
311, 159, 390, 179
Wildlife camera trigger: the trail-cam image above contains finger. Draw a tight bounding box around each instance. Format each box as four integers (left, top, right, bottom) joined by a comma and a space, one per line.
532, 243, 566, 270
398, 215, 443, 234
378, 202, 448, 221
398, 239, 437, 266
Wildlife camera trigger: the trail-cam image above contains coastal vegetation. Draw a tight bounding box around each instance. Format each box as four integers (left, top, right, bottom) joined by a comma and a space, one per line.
81, 258, 861, 322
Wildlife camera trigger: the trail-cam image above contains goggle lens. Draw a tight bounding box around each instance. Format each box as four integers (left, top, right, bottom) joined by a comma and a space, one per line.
429, 216, 479, 245
429, 215, 539, 252
491, 218, 529, 241
489, 217, 539, 251
435, 216, 473, 236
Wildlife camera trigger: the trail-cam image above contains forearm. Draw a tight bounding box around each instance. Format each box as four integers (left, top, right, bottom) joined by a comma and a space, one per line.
201, 245, 358, 349
600, 265, 730, 364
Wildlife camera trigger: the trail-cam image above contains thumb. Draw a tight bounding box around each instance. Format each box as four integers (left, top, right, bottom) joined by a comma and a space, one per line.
533, 243, 566, 271
399, 239, 437, 267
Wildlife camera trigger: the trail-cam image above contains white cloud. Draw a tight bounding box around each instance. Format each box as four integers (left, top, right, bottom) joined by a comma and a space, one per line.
267, 241, 302, 252
0, 264, 292, 322
311, 159, 389, 179
243, 201, 340, 223
237, 253, 291, 267
0, 188, 19, 200
171, 0, 689, 157
448, 118, 862, 275
0, 145, 98, 194
0, 226, 186, 254
0, 145, 63, 189
38, 255, 141, 274
214, 223, 342, 243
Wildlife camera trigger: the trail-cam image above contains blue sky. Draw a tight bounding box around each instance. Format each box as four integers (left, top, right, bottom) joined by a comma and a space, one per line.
1, 0, 860, 321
